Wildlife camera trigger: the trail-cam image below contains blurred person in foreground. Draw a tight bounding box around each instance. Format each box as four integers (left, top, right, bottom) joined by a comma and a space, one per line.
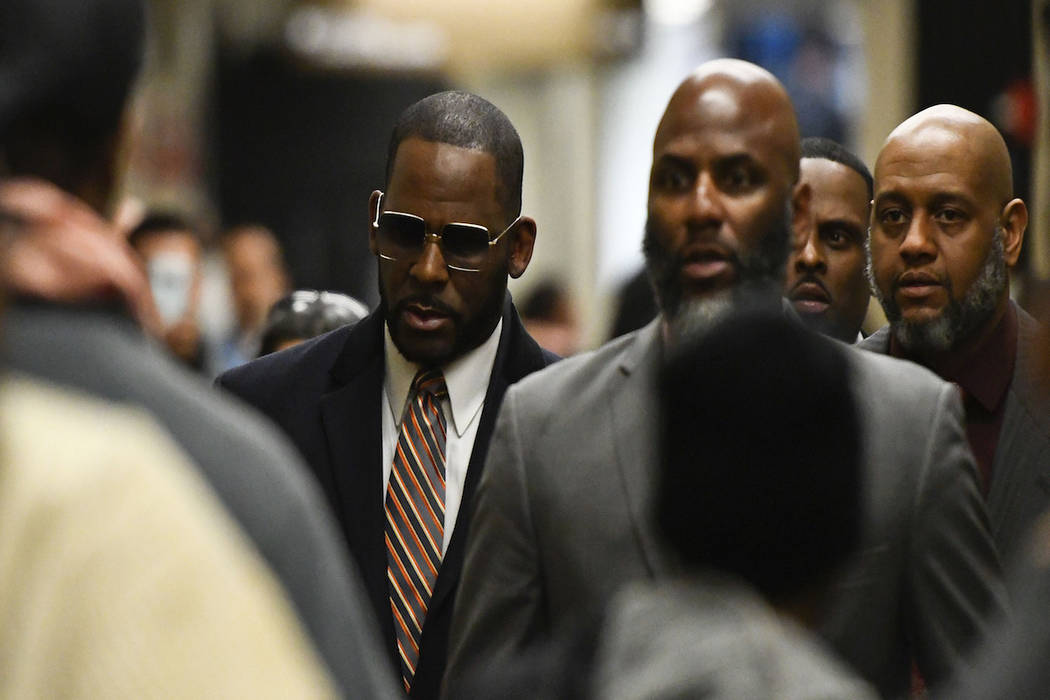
591, 310, 876, 699
446, 59, 1006, 700
862, 105, 1050, 566
258, 289, 370, 357
0, 371, 336, 698
220, 223, 290, 369
0, 0, 397, 695
784, 137, 872, 343
128, 211, 208, 370
219, 91, 557, 699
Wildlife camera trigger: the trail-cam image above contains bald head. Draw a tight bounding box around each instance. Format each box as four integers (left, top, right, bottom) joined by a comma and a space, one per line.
877, 104, 1013, 206
656, 59, 801, 184
869, 104, 1028, 357
644, 59, 803, 326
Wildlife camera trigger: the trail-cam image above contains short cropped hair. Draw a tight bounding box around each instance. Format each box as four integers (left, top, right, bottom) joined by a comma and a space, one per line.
801, 136, 873, 201
385, 91, 524, 219
657, 310, 862, 605
128, 211, 201, 251
0, 0, 146, 188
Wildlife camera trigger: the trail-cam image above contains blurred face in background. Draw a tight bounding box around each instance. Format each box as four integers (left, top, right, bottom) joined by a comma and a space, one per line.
223, 226, 289, 334
132, 228, 203, 362
785, 157, 871, 343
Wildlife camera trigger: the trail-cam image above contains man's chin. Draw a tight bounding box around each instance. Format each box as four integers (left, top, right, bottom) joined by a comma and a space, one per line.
389, 322, 457, 366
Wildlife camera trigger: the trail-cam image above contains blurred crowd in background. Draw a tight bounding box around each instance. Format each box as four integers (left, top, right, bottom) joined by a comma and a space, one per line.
108, 0, 1039, 365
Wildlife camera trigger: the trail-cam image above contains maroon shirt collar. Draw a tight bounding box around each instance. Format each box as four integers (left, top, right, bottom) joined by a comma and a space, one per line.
889, 302, 1018, 412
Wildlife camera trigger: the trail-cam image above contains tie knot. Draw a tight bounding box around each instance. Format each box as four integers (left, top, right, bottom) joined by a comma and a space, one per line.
412, 368, 448, 401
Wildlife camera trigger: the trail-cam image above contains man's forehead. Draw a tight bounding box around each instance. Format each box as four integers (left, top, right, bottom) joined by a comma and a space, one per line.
387, 138, 501, 214
875, 136, 992, 203
654, 77, 798, 177
802, 159, 869, 208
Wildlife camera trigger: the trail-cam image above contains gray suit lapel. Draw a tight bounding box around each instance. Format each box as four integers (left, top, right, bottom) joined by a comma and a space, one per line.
608, 320, 671, 576
987, 308, 1050, 556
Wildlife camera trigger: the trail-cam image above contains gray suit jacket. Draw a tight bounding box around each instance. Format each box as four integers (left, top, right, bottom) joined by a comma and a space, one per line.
447, 319, 1008, 699
859, 303, 1050, 565
3, 304, 398, 699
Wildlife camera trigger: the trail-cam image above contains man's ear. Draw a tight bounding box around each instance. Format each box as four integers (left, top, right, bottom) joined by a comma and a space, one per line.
368, 190, 382, 256
791, 181, 812, 235
507, 216, 536, 279
1001, 198, 1027, 267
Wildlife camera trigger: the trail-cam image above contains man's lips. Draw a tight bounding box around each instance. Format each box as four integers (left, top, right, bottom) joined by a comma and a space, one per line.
679, 248, 735, 284
895, 271, 943, 300
399, 300, 453, 332
789, 280, 831, 314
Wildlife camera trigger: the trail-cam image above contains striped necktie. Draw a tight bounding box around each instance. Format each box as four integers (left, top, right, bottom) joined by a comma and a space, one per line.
385, 368, 448, 692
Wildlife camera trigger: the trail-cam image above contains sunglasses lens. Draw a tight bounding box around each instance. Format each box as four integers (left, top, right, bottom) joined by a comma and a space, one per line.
442, 224, 491, 264
376, 213, 425, 258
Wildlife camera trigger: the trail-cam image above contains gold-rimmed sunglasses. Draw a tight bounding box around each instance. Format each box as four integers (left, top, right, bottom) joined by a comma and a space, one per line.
371, 191, 520, 273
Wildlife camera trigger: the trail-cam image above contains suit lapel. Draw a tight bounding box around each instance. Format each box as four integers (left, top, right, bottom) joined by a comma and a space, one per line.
318, 313, 395, 650
429, 297, 547, 614
987, 307, 1050, 547
609, 320, 669, 576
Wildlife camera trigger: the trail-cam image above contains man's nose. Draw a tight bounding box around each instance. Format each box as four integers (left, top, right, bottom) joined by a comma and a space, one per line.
899, 215, 937, 263
687, 171, 725, 226
410, 237, 450, 285
794, 229, 826, 272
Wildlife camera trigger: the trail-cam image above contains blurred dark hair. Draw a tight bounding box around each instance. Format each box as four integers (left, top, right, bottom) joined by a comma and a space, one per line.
385, 91, 524, 220
258, 290, 370, 357
128, 211, 201, 251
657, 310, 861, 606
521, 279, 570, 322
0, 0, 146, 194
800, 136, 873, 201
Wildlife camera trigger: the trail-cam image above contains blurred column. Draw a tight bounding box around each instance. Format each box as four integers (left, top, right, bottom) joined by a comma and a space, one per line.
856, 0, 915, 167
1033, 0, 1050, 279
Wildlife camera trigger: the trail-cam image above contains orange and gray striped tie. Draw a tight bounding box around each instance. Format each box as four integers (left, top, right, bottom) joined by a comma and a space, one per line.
385, 368, 448, 692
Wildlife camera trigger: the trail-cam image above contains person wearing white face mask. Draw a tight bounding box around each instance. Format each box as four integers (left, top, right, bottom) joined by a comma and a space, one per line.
128, 212, 207, 371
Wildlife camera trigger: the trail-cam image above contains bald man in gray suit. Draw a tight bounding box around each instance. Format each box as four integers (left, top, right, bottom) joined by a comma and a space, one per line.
446, 60, 1008, 699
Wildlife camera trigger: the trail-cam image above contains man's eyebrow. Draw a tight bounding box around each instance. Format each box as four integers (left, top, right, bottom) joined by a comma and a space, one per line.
653, 153, 693, 169
872, 190, 907, 207
928, 191, 977, 208
715, 153, 761, 169
819, 218, 866, 238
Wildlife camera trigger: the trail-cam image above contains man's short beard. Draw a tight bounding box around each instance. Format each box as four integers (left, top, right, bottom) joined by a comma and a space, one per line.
867, 227, 1007, 356
643, 202, 791, 342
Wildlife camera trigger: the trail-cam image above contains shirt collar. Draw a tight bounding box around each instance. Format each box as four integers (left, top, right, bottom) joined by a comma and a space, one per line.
384, 319, 503, 437
889, 302, 1018, 412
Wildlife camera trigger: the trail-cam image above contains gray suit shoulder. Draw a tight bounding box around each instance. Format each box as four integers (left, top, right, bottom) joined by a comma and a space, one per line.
506, 323, 646, 410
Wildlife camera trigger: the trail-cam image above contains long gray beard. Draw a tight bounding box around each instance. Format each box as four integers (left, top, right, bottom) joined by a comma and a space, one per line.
668, 280, 780, 345
868, 227, 1007, 355
645, 201, 792, 343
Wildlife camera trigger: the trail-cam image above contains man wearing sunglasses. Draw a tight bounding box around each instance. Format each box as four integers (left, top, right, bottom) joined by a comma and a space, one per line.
218, 90, 557, 700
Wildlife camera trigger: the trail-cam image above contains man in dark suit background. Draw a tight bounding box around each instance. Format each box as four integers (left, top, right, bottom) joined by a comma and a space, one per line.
219, 91, 557, 699
862, 104, 1050, 566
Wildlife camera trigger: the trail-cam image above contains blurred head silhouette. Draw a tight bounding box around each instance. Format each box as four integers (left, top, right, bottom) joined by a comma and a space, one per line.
658, 309, 861, 617
0, 0, 145, 214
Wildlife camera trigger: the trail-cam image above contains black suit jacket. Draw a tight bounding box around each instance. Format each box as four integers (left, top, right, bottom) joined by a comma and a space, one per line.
218, 296, 557, 699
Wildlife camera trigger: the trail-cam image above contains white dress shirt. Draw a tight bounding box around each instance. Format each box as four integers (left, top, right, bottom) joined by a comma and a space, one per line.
381, 320, 502, 554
